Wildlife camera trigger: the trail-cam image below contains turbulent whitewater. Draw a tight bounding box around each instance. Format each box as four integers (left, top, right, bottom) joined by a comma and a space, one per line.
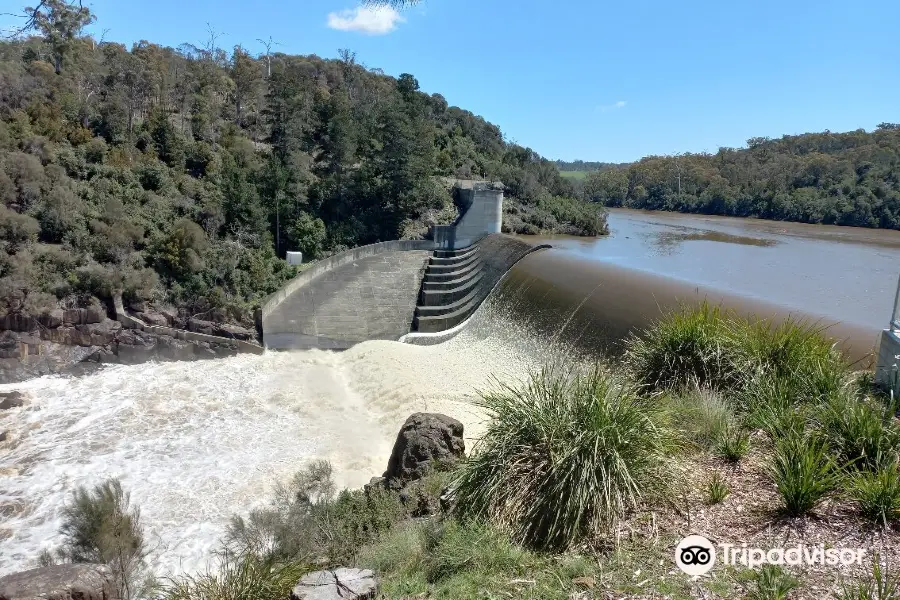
0, 296, 553, 578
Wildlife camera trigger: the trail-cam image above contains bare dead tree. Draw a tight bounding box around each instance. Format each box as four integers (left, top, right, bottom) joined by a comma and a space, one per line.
256, 36, 280, 78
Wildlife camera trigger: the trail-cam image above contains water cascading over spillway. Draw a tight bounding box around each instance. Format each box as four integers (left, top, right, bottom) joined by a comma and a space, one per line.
0, 287, 559, 579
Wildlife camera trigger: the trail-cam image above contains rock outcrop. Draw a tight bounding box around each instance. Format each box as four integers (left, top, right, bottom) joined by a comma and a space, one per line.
0, 304, 262, 384
0, 392, 26, 410
382, 412, 465, 489
290, 568, 378, 600
0, 564, 116, 600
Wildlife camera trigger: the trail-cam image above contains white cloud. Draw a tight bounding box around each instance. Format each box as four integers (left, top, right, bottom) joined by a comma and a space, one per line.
327, 6, 406, 35
596, 100, 627, 113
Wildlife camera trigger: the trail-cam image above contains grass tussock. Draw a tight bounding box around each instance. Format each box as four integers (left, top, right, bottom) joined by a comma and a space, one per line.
160, 551, 307, 600
453, 366, 673, 550
837, 555, 900, 600
625, 302, 738, 391
746, 564, 800, 600
849, 461, 900, 526
769, 431, 840, 516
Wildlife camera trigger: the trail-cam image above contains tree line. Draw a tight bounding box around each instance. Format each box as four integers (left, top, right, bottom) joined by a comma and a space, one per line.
0, 0, 605, 326
579, 126, 900, 229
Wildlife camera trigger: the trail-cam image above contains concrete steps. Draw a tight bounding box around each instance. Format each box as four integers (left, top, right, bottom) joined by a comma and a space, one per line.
413, 243, 485, 332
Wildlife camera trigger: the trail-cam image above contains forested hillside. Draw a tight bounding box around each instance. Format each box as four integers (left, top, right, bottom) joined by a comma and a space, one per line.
581, 127, 900, 228
0, 1, 604, 327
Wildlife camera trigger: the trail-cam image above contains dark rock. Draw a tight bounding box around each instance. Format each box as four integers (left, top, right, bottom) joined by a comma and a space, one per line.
84, 305, 106, 325
0, 392, 26, 410
363, 476, 386, 497
37, 309, 64, 329
1, 313, 37, 333
187, 318, 216, 335
0, 563, 116, 600
128, 300, 147, 313
290, 568, 378, 600
0, 430, 8, 442
213, 323, 256, 341
156, 337, 195, 362
383, 413, 465, 488
137, 311, 169, 327
61, 309, 82, 326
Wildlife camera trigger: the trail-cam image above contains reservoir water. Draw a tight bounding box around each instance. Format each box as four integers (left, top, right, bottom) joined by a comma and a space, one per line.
1, 209, 897, 578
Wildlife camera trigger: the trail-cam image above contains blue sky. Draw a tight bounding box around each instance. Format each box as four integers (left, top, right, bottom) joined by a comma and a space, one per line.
4, 0, 899, 162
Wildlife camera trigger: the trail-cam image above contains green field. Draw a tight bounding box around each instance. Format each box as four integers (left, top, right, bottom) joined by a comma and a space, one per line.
559, 170, 590, 180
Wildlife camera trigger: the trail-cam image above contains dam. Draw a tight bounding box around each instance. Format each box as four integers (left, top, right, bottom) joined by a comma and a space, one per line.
2, 197, 899, 578
260, 182, 549, 350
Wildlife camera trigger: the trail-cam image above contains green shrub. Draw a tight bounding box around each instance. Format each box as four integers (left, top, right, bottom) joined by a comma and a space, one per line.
818, 393, 900, 471
453, 366, 672, 549
226, 460, 405, 565
837, 555, 900, 600
423, 520, 529, 583
742, 377, 810, 440
625, 302, 738, 391
849, 462, 900, 525
747, 564, 799, 600
706, 471, 730, 504
769, 432, 839, 516
662, 385, 733, 449
740, 317, 846, 400
160, 550, 307, 600
716, 420, 750, 462
57, 478, 150, 600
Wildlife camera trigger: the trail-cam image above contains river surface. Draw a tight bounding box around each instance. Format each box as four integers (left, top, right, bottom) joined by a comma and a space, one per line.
1, 209, 897, 578
506, 209, 900, 359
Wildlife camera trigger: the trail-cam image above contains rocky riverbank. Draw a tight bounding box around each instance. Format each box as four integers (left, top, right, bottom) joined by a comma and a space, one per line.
0, 304, 261, 384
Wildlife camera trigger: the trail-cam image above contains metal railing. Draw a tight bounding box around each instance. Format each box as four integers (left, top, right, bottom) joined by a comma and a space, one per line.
892, 273, 900, 333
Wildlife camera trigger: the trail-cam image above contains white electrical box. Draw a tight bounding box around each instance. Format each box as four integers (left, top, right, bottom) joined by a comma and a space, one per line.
286, 251, 303, 266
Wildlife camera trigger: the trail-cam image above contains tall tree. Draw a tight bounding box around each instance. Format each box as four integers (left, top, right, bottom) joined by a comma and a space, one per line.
25, 0, 95, 74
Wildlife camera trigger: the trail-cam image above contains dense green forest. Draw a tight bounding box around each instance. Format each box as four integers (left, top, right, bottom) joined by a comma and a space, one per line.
0, 1, 604, 326
580, 127, 900, 228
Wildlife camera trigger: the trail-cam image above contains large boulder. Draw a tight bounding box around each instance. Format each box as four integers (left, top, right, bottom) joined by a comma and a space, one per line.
0, 564, 116, 600
290, 568, 377, 600
383, 413, 465, 488
0, 392, 26, 410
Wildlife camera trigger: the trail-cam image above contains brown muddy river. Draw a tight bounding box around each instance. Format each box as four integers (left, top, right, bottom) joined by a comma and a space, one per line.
505, 209, 900, 361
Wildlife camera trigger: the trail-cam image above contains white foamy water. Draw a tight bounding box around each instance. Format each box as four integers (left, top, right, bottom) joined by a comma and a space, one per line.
0, 325, 542, 578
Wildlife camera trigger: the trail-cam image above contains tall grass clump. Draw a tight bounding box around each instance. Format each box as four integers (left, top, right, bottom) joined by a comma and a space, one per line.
768, 431, 840, 516
161, 550, 307, 600
624, 302, 738, 392
746, 564, 799, 600
453, 366, 673, 550
817, 393, 900, 471
849, 461, 900, 526
739, 317, 846, 400
46, 479, 153, 600
837, 555, 900, 600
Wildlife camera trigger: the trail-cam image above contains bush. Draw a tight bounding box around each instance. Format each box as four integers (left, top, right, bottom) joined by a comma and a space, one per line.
706, 471, 730, 504
817, 393, 900, 471
625, 302, 738, 392
849, 461, 900, 525
57, 478, 150, 600
226, 460, 405, 565
740, 317, 846, 400
747, 564, 799, 600
453, 366, 672, 549
160, 550, 307, 600
769, 432, 839, 516
837, 555, 900, 600
662, 385, 733, 450
716, 421, 750, 462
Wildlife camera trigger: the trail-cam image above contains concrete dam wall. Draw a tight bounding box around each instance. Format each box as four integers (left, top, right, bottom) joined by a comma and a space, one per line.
261, 234, 547, 350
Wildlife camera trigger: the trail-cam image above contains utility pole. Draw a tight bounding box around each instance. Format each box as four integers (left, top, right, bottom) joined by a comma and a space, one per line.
673, 154, 683, 195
